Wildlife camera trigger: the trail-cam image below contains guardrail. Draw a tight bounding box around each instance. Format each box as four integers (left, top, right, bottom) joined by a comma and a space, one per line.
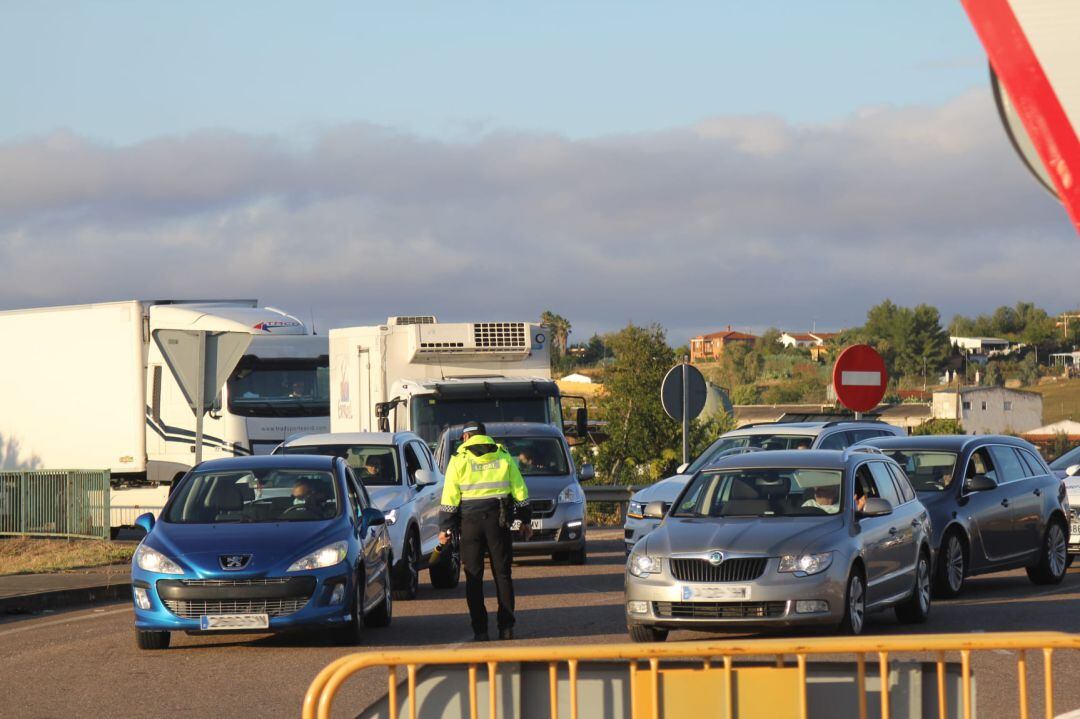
0, 470, 111, 540
303, 631, 1080, 719
582, 485, 641, 526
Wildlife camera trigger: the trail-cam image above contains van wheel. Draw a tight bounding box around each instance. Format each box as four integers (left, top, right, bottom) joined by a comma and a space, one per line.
629, 624, 668, 643
135, 629, 171, 650
569, 546, 587, 565
1027, 519, 1068, 585
896, 551, 931, 624
838, 568, 866, 635
934, 532, 967, 598
393, 531, 420, 600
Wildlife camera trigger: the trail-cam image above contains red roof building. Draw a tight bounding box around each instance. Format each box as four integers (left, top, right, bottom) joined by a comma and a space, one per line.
690, 326, 758, 362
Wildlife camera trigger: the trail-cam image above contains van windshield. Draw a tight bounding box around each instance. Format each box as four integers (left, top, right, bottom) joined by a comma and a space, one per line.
451, 437, 570, 476
411, 397, 558, 446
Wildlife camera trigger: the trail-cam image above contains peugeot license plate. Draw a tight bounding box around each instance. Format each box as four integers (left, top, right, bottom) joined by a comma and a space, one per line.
681, 585, 750, 601
199, 614, 269, 631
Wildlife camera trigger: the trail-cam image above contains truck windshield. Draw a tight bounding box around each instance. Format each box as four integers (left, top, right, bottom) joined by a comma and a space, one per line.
412, 398, 554, 445
227, 358, 330, 418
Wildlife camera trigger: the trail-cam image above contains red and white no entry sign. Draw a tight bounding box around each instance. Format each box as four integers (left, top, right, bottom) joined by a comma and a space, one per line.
832, 344, 887, 414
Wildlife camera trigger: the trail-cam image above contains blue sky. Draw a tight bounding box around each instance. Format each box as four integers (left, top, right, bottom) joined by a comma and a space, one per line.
2, 1, 986, 142
1, 2, 1074, 345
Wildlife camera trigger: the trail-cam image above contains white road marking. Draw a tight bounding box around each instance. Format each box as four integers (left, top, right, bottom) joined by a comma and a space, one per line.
0, 606, 131, 638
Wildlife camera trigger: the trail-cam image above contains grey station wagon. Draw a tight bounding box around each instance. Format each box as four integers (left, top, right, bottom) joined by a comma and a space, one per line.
625, 448, 933, 641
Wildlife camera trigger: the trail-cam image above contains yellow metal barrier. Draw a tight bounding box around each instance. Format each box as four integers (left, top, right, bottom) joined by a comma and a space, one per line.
302, 631, 1080, 719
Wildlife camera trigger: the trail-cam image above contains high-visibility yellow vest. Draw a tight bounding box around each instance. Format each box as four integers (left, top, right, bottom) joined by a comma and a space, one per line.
442, 435, 529, 507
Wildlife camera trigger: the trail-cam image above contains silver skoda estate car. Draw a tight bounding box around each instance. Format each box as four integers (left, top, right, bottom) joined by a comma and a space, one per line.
625, 448, 933, 641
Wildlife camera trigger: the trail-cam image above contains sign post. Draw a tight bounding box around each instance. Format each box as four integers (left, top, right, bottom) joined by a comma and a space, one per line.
831, 345, 888, 417
661, 359, 707, 466
153, 330, 252, 464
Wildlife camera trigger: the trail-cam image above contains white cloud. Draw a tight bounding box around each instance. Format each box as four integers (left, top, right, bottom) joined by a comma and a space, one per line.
0, 89, 1074, 343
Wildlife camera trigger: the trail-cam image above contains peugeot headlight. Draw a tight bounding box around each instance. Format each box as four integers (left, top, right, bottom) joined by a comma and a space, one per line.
288, 541, 348, 572
778, 552, 833, 576
557, 484, 584, 504
627, 501, 645, 518
628, 553, 662, 578
134, 544, 183, 575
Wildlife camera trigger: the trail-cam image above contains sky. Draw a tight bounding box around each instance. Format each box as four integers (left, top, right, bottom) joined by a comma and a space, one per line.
1, 1, 1076, 344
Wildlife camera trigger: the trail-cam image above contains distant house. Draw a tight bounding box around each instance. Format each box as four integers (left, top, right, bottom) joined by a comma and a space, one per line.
950, 336, 1011, 355
779, 331, 840, 361
932, 386, 1043, 434
690, 326, 757, 362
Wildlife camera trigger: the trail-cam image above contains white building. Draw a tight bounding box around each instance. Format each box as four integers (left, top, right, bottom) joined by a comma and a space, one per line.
932, 386, 1043, 435
560, 373, 593, 384
949, 336, 1011, 355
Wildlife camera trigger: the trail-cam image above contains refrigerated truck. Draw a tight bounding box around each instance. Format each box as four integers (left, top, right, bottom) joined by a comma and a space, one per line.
0, 300, 330, 489
330, 317, 577, 447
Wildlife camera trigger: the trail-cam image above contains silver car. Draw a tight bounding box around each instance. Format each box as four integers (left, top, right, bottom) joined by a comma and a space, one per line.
624, 421, 907, 554
625, 448, 932, 641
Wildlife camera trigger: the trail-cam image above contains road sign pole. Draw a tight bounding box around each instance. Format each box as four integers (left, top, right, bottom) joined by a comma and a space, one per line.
681, 356, 690, 466
194, 331, 206, 465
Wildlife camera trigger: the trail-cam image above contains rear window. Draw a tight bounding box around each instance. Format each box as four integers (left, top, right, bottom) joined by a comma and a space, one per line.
881, 450, 957, 492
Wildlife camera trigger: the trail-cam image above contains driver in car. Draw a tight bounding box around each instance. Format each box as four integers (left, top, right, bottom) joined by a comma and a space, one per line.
290, 478, 331, 517
801, 485, 840, 514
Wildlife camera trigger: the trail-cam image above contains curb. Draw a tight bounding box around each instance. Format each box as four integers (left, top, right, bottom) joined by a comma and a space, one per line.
0, 582, 131, 616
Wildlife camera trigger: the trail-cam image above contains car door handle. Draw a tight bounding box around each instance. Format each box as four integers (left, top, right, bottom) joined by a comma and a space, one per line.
889, 527, 899, 535
910, 519, 920, 528
1001, 499, 1010, 507
1034, 488, 1042, 497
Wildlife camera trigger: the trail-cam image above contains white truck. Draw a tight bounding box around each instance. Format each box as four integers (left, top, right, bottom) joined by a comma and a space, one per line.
330, 317, 585, 447
0, 300, 331, 495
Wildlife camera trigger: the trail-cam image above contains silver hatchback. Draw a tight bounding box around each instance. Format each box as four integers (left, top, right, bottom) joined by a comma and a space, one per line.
625, 448, 933, 641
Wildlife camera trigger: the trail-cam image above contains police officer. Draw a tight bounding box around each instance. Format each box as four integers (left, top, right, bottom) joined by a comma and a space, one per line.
438, 421, 530, 641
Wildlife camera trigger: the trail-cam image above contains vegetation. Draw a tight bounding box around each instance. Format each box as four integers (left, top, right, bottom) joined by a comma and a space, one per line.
0, 538, 135, 576
911, 418, 964, 436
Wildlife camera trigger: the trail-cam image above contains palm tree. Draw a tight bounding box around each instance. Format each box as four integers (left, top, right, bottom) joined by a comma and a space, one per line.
540, 311, 571, 355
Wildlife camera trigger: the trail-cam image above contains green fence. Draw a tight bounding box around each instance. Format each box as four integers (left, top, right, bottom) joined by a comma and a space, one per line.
0, 470, 111, 540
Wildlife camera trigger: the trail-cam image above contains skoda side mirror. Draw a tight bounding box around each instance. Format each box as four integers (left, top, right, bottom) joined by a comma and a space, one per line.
414, 469, 437, 488
134, 513, 155, 534
643, 501, 666, 520
858, 498, 893, 517
578, 463, 596, 482
965, 474, 998, 493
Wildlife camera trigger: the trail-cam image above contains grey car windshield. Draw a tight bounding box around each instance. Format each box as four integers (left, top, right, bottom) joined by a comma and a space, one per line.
451, 437, 570, 476
165, 469, 340, 523
280, 444, 401, 486
687, 435, 816, 473
881, 450, 958, 491
673, 468, 844, 518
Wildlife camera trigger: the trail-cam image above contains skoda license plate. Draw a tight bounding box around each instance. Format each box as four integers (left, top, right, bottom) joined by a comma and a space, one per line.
681, 585, 749, 601
200, 614, 269, 631
1071, 521, 1080, 544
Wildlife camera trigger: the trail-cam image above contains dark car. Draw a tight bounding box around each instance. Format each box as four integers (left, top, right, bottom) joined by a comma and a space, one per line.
859, 435, 1069, 597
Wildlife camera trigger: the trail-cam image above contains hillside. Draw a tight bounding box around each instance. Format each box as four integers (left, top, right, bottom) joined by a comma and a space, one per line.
1024, 378, 1080, 425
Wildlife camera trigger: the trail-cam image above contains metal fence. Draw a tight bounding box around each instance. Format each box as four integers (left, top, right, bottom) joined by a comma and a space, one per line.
303, 631, 1080, 719
0, 470, 111, 540
111, 504, 164, 529
582, 485, 641, 526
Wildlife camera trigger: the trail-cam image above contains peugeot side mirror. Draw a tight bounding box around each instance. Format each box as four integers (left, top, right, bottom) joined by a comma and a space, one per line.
134, 513, 155, 534
676, 463, 689, 475
578, 463, 596, 482
361, 507, 386, 527
643, 501, 666, 520
1066, 464, 1080, 478
414, 469, 438, 488
858, 498, 893, 517
964, 474, 998, 493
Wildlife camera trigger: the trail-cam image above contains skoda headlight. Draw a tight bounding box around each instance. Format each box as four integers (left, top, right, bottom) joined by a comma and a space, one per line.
557, 484, 584, 504
628, 553, 662, 578
778, 552, 833, 576
628, 501, 645, 518
134, 544, 183, 575
288, 541, 348, 572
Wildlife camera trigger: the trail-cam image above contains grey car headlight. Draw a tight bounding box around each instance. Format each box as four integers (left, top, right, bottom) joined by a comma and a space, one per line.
628, 501, 645, 518
557, 484, 584, 504
628, 553, 662, 577
778, 552, 833, 576
288, 541, 348, 572
134, 544, 184, 575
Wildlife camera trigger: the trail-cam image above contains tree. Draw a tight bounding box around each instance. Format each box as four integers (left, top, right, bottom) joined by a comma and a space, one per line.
856, 300, 949, 380
540, 311, 571, 356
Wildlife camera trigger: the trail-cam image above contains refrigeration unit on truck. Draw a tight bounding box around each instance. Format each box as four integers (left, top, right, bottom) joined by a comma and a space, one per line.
330, 317, 586, 447
0, 300, 331, 487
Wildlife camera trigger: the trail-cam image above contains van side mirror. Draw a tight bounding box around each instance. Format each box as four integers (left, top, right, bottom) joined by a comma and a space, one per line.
578, 463, 595, 482
575, 407, 588, 437
858, 498, 892, 517
964, 474, 998, 493
643, 501, 666, 520
414, 469, 437, 488
135, 513, 155, 534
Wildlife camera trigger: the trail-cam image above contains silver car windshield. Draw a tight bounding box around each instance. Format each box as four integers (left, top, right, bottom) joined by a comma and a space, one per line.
880, 450, 957, 492
687, 435, 816, 473
280, 444, 400, 486
673, 468, 844, 518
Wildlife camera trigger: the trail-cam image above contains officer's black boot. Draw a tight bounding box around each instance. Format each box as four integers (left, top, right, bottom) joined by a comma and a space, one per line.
498, 627, 513, 641
473, 630, 490, 642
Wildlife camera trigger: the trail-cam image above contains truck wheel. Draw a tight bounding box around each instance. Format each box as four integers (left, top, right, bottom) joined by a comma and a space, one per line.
135, 629, 171, 650
628, 624, 668, 643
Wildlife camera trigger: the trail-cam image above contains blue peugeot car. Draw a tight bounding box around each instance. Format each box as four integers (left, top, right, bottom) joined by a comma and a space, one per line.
131, 455, 393, 650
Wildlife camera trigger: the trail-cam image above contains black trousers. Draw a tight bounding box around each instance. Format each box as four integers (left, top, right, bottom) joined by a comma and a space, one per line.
459, 503, 514, 634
